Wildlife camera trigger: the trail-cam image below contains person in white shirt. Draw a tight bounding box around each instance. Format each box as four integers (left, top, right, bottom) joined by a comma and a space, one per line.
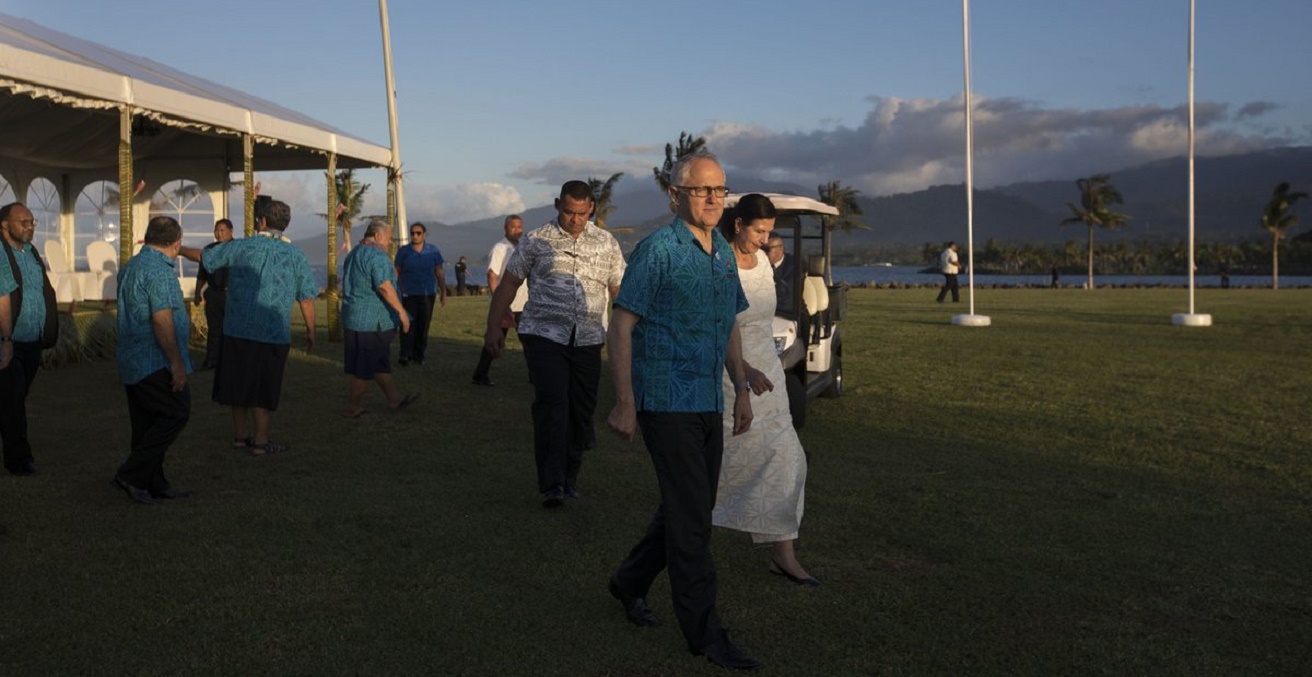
936, 241, 961, 303
471, 215, 528, 386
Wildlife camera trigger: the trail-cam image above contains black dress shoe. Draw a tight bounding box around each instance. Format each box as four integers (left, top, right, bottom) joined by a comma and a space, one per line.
152, 487, 193, 500
608, 579, 659, 627
698, 631, 762, 670
471, 376, 495, 386
542, 486, 565, 508
112, 476, 159, 505
8, 460, 36, 476
398, 357, 410, 366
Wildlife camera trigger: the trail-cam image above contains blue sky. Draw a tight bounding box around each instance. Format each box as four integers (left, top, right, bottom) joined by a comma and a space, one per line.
6, 0, 1310, 224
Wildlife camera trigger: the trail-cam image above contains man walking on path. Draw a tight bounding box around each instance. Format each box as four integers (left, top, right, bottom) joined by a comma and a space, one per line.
341, 220, 418, 417
394, 222, 446, 366
0, 202, 56, 477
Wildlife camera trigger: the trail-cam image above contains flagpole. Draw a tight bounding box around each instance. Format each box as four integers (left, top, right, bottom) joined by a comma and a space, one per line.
953, 0, 990, 327
1173, 0, 1212, 327
379, 0, 408, 238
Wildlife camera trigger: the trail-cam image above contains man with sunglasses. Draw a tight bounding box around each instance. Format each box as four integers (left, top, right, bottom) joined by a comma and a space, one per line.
394, 222, 446, 366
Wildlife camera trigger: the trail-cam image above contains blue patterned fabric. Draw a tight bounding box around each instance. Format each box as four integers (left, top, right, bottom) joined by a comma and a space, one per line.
116, 246, 192, 385
200, 232, 318, 344
613, 219, 747, 413
342, 242, 401, 332
0, 242, 48, 342
395, 242, 444, 296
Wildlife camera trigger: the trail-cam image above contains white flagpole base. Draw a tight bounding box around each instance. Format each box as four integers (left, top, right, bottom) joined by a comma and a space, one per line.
952, 314, 991, 327
1171, 313, 1212, 327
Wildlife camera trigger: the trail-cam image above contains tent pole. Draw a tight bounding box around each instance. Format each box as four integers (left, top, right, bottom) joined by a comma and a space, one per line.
117, 107, 133, 267
326, 153, 341, 341
243, 134, 255, 237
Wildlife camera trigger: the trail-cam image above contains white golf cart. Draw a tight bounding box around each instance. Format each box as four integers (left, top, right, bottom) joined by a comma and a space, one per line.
725, 193, 844, 428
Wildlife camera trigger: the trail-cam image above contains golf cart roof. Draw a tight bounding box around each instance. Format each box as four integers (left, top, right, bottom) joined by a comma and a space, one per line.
725, 193, 839, 217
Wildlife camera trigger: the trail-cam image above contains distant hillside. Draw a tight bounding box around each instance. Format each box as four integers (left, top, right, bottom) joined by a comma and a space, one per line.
294, 146, 1312, 264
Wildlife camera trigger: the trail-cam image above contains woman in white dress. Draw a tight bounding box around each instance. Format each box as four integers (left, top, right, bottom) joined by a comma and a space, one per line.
712, 193, 818, 586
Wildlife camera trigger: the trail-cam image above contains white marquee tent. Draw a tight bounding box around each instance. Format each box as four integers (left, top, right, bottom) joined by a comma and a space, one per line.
0, 12, 392, 300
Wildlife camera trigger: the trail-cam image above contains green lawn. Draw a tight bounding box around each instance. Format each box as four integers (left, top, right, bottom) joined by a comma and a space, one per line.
2, 289, 1309, 676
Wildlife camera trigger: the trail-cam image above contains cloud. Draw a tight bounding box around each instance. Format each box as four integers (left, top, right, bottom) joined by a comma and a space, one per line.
509, 157, 649, 186
229, 174, 527, 230
1236, 101, 1278, 119
684, 95, 1304, 195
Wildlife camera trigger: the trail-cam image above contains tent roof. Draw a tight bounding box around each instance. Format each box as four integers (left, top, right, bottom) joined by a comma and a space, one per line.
0, 12, 392, 173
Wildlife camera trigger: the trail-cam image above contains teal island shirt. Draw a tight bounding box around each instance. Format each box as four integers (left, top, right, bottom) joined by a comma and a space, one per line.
613, 218, 747, 414
341, 241, 402, 332
116, 246, 192, 385
0, 242, 48, 342
200, 231, 318, 345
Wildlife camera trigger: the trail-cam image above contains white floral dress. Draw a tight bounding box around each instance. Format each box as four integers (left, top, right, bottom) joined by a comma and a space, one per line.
713, 249, 807, 542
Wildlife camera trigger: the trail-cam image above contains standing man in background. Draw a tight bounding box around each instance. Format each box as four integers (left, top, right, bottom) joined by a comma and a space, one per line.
472, 215, 527, 386
113, 216, 193, 504
454, 256, 469, 296
394, 222, 446, 366
0, 202, 55, 477
936, 241, 961, 303
194, 218, 234, 370
199, 199, 317, 455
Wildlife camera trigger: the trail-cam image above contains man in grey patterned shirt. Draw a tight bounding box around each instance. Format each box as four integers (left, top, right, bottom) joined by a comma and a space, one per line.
483, 180, 625, 508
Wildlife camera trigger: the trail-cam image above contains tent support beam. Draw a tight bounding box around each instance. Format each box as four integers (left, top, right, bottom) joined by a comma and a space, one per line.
117, 107, 133, 267
326, 153, 341, 341
243, 134, 255, 237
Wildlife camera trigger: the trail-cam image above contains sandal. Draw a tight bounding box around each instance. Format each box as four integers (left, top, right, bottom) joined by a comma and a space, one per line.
249, 440, 290, 456
342, 406, 368, 419
232, 436, 253, 449
390, 392, 420, 411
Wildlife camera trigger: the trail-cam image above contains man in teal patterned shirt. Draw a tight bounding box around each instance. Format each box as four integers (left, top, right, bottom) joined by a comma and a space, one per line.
340, 219, 416, 418
199, 200, 318, 455
0, 202, 53, 477
605, 153, 761, 670
113, 216, 193, 504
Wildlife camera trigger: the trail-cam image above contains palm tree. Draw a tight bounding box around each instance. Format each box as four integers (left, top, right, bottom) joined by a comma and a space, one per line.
1260, 182, 1308, 290
587, 172, 624, 229
817, 180, 868, 284
1060, 174, 1130, 289
652, 132, 706, 193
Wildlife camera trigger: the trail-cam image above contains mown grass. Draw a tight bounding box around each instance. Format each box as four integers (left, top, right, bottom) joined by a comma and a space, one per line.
2, 289, 1309, 676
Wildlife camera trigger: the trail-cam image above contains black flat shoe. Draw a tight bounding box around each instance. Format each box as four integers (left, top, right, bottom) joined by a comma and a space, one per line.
769, 562, 821, 587
697, 630, 762, 670
152, 487, 193, 500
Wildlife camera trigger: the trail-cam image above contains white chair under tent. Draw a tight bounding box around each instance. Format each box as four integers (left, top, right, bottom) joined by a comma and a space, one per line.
84, 240, 118, 301
41, 240, 83, 305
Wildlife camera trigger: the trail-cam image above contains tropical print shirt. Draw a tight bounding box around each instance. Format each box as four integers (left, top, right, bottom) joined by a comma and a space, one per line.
200, 230, 318, 344
0, 241, 47, 342
507, 220, 625, 347
342, 241, 402, 332
116, 246, 192, 385
613, 219, 747, 413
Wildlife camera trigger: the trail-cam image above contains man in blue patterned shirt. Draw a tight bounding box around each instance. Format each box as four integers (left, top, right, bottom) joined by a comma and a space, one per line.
605, 154, 761, 670
113, 216, 194, 504
199, 199, 318, 455
341, 219, 417, 417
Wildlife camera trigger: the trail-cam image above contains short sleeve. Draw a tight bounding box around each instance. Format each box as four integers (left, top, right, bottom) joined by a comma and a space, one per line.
613, 238, 664, 320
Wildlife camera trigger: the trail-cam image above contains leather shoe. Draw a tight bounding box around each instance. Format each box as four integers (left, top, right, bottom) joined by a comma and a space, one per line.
769, 561, 821, 587
112, 476, 159, 505
471, 376, 495, 386
609, 579, 659, 627
8, 460, 36, 476
542, 486, 565, 508
698, 631, 762, 670
152, 487, 193, 500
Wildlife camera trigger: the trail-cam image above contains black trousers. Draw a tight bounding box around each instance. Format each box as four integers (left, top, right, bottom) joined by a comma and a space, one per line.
937, 272, 960, 302
0, 341, 41, 470
520, 334, 600, 493
119, 369, 191, 493
399, 294, 435, 361
472, 312, 521, 380
613, 411, 725, 653
202, 290, 226, 368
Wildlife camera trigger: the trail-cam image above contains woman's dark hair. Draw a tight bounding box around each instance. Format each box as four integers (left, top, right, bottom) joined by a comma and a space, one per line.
717, 193, 776, 240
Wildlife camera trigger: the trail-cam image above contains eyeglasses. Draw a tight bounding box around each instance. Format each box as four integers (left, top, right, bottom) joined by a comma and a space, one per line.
4, 218, 36, 227
409, 231, 424, 236
675, 185, 730, 198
